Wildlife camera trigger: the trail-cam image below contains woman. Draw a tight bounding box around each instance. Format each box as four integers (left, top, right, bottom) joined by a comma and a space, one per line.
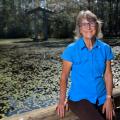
56, 10, 116, 120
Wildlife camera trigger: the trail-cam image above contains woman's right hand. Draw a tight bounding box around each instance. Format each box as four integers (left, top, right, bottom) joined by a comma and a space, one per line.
56, 60, 71, 118
56, 100, 69, 118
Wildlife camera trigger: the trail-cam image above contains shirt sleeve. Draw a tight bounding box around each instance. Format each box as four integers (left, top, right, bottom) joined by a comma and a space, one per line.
60, 45, 73, 62
106, 45, 114, 61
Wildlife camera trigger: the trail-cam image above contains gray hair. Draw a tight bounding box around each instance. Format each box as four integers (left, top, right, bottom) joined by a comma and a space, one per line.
74, 10, 103, 39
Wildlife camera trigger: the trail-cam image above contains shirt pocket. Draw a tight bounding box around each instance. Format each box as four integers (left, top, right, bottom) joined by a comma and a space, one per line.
95, 58, 106, 74
72, 56, 88, 73
73, 56, 88, 65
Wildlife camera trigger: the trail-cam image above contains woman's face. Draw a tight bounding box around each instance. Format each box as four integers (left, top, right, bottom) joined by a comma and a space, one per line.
79, 19, 97, 40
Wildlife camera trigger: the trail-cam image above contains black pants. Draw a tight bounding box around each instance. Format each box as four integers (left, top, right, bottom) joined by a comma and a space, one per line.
68, 99, 106, 120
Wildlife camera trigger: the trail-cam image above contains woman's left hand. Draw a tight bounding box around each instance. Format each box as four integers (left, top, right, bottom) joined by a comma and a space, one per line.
102, 98, 116, 120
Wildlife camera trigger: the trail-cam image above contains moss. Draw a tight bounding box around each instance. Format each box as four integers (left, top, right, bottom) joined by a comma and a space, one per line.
115, 53, 120, 60
0, 39, 63, 118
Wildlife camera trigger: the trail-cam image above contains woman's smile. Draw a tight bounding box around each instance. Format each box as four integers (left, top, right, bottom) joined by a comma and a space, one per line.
80, 19, 97, 39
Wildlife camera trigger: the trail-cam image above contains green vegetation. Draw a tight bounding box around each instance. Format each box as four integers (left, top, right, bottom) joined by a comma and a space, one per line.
0, 0, 120, 38
115, 53, 120, 61
0, 38, 64, 118
0, 38, 120, 119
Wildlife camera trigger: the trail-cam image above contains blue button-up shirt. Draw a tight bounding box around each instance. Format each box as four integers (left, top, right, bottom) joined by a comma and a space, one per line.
60, 37, 114, 106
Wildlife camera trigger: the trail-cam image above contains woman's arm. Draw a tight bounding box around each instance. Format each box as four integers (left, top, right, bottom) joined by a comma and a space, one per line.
59, 60, 72, 104
56, 60, 72, 118
102, 61, 115, 120
104, 61, 113, 98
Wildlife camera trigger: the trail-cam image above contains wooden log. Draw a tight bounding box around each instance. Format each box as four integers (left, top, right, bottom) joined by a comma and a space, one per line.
113, 87, 120, 108
113, 87, 120, 98
2, 87, 120, 120
1, 105, 79, 120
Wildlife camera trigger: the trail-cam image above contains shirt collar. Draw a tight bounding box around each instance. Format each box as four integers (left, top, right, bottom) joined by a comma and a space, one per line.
93, 38, 100, 49
78, 37, 100, 50
78, 37, 86, 50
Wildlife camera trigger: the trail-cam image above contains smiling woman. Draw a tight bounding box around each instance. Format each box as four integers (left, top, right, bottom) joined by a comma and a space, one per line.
56, 10, 116, 120
75, 10, 103, 40
79, 19, 97, 43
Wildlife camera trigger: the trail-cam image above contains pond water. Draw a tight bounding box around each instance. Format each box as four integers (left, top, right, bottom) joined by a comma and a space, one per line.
0, 39, 120, 119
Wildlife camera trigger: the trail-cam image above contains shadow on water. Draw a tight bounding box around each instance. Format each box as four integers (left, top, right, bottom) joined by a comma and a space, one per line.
13, 40, 33, 43
3, 38, 120, 50
13, 39, 73, 48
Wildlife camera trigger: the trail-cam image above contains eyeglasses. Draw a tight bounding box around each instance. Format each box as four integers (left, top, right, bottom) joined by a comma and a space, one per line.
80, 22, 96, 28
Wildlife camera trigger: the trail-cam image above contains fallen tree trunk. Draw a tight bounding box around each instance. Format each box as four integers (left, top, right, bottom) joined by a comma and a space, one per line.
2, 87, 120, 120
